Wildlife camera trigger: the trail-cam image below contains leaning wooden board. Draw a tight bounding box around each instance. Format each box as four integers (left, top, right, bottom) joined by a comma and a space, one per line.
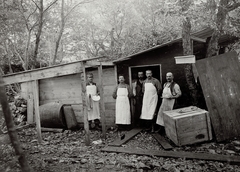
102, 146, 240, 164
108, 128, 142, 146
163, 106, 212, 146
196, 51, 240, 142
63, 105, 78, 129
151, 133, 173, 150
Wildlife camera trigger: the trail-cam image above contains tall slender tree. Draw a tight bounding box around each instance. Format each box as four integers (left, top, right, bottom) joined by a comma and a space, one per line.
180, 0, 200, 106
0, 75, 32, 172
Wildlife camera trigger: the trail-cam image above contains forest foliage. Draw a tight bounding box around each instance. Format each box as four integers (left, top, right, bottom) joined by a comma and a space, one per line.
0, 0, 239, 74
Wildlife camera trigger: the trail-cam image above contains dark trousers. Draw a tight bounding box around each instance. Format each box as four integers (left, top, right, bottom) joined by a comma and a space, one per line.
134, 96, 143, 127
117, 124, 131, 131
141, 113, 158, 130
89, 119, 100, 129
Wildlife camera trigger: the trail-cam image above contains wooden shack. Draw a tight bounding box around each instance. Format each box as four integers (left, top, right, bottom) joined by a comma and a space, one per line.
2, 60, 116, 127
113, 28, 237, 109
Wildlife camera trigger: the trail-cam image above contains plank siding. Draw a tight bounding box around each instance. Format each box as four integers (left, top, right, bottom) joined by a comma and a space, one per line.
39, 74, 82, 105
196, 51, 240, 141
33, 67, 116, 126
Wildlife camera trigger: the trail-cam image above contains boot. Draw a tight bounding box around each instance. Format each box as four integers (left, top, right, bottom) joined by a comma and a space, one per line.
89, 120, 95, 130
94, 119, 101, 131
150, 123, 155, 133
156, 126, 165, 135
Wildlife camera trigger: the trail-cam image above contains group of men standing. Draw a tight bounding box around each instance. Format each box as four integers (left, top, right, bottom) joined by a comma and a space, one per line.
85, 70, 181, 134
113, 70, 181, 133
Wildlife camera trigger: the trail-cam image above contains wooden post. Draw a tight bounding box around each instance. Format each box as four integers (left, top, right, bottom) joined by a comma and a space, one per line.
98, 62, 106, 139
128, 67, 135, 127
80, 62, 90, 146
114, 65, 118, 85
27, 82, 34, 124
32, 80, 42, 144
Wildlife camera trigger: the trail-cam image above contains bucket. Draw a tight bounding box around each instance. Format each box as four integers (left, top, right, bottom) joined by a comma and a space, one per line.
39, 102, 66, 128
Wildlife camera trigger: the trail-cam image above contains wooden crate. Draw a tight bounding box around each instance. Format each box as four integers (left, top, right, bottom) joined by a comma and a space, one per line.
163, 106, 212, 146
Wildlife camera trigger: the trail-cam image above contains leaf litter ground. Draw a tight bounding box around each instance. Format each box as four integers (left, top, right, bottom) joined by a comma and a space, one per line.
1, 126, 240, 172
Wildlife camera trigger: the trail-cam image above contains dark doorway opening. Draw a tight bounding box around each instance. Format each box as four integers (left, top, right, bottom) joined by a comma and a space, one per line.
129, 64, 162, 126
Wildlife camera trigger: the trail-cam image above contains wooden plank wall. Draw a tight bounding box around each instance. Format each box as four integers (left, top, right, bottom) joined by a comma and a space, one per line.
21, 67, 116, 126
39, 74, 82, 105
195, 51, 240, 141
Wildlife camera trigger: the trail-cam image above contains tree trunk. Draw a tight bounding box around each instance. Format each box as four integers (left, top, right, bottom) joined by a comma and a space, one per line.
52, 0, 65, 65
206, 0, 229, 58
24, 31, 31, 70
180, 0, 199, 106
182, 17, 199, 106
32, 0, 44, 69
0, 75, 32, 172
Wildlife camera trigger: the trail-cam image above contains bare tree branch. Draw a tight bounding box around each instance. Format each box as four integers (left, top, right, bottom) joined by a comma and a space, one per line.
52, 0, 64, 65
64, 0, 95, 20
43, 0, 59, 14
31, 0, 40, 9
227, 2, 240, 11
18, 1, 30, 31
26, 6, 38, 22
7, 39, 27, 70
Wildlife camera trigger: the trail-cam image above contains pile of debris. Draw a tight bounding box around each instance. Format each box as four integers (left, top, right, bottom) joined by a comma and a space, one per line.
11, 96, 27, 126
1, 95, 27, 132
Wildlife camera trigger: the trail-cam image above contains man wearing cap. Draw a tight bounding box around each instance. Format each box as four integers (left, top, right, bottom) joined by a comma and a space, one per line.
86, 73, 101, 130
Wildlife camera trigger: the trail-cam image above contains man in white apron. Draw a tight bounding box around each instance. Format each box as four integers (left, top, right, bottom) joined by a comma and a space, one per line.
140, 70, 161, 132
156, 72, 181, 134
86, 73, 101, 130
112, 75, 132, 131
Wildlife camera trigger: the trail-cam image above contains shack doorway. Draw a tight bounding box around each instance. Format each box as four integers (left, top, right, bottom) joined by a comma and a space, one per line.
128, 64, 162, 125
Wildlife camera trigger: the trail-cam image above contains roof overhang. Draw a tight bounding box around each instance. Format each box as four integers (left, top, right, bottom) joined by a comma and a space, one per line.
113, 36, 206, 63
113, 38, 182, 63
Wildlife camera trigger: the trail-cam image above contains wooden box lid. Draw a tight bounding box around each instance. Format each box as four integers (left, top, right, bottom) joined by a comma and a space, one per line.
163, 106, 208, 119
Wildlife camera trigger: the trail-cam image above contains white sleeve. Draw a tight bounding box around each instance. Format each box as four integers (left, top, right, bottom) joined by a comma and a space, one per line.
174, 84, 182, 97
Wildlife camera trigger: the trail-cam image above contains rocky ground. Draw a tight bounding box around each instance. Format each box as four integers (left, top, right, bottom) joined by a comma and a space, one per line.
1, 126, 240, 172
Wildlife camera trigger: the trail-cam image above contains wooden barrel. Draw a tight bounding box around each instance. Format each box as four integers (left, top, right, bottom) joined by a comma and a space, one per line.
39, 102, 66, 128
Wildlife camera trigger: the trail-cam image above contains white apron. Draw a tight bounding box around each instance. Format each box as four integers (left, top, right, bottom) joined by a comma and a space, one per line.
140, 83, 158, 120
86, 85, 100, 121
115, 88, 131, 124
156, 84, 175, 126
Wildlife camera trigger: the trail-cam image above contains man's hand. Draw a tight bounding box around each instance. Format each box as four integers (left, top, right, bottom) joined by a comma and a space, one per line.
169, 95, 179, 99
